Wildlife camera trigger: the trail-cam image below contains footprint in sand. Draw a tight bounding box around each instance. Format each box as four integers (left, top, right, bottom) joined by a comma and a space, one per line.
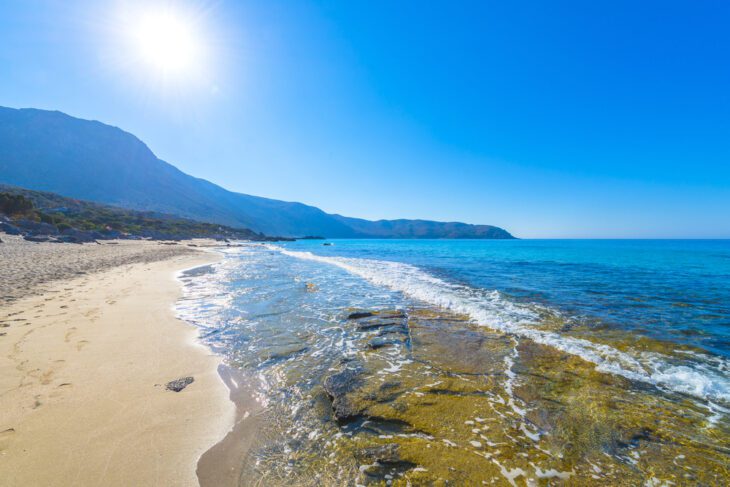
50, 382, 73, 399
0, 428, 16, 452
83, 308, 101, 321
40, 369, 55, 385
64, 327, 77, 343
0, 428, 15, 437
76, 340, 89, 351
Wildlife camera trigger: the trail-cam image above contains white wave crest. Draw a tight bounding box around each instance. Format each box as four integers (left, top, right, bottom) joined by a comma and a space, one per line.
271, 246, 730, 405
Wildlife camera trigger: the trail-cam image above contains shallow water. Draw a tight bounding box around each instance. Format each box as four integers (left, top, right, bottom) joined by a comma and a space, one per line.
177, 240, 730, 486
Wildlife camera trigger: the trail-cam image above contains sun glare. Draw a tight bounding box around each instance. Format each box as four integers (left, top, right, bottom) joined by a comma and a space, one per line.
133, 10, 202, 74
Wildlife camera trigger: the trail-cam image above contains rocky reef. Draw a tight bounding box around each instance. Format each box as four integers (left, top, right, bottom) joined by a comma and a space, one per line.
233, 308, 730, 486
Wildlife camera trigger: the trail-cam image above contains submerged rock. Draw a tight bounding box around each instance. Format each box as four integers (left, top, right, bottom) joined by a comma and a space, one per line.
356, 320, 402, 331
347, 311, 374, 320
354, 444, 401, 464
323, 367, 360, 397
166, 376, 194, 392
367, 337, 397, 349
323, 367, 363, 422
355, 444, 417, 482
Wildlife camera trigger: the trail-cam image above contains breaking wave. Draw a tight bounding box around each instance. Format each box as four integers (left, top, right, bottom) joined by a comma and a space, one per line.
271, 246, 730, 406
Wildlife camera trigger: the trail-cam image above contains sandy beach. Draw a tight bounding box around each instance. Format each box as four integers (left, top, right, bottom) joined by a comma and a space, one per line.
0, 236, 235, 486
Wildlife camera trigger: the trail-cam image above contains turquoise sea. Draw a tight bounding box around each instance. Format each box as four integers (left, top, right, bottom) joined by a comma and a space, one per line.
178, 239, 730, 485
285, 239, 730, 359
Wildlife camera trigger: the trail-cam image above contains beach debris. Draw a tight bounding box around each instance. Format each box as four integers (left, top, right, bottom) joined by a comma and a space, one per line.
166, 376, 194, 392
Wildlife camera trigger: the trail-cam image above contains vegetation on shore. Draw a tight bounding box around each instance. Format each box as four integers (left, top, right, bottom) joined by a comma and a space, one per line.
0, 185, 287, 241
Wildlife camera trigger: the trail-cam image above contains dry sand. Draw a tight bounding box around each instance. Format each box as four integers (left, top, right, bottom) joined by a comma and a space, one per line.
0, 235, 202, 304
0, 236, 235, 486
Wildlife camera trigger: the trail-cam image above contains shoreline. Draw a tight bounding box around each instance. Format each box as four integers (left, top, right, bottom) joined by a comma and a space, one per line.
0, 239, 236, 486
173, 241, 730, 485
196, 365, 265, 487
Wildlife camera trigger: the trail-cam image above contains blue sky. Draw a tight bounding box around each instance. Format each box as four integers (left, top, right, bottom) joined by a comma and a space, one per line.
1, 0, 729, 238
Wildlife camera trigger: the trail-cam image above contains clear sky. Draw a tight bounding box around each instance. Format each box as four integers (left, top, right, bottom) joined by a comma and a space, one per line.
1, 0, 729, 238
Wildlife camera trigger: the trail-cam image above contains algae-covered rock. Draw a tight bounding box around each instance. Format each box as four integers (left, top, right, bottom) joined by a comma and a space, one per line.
323, 367, 364, 422
354, 444, 401, 464
237, 307, 730, 486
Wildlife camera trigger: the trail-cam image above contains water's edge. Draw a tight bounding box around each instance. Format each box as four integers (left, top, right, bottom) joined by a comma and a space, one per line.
174, 243, 730, 486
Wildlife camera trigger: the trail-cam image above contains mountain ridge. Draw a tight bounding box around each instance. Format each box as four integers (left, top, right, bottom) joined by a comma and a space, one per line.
0, 106, 514, 239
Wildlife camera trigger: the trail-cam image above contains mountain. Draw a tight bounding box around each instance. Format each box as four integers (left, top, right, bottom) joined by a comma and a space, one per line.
0, 106, 514, 239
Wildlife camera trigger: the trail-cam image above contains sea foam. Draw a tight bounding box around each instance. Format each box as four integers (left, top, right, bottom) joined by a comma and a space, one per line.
271, 246, 730, 406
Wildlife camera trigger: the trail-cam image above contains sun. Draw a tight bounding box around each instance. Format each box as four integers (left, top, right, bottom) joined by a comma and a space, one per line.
132, 9, 202, 75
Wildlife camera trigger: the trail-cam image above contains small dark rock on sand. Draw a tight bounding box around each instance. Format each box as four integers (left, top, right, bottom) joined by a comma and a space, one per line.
166, 376, 194, 392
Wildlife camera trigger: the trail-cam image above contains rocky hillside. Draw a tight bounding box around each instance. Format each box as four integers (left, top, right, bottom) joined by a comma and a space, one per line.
0, 184, 280, 242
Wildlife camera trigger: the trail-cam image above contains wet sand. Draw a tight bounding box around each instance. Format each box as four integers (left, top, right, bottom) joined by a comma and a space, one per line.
196, 366, 265, 487
0, 236, 236, 486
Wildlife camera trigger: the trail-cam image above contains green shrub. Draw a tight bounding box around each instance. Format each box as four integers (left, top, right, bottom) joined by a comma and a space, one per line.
0, 193, 34, 215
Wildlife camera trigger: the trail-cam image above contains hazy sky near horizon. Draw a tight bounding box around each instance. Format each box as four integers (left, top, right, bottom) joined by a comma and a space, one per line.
1, 0, 729, 238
